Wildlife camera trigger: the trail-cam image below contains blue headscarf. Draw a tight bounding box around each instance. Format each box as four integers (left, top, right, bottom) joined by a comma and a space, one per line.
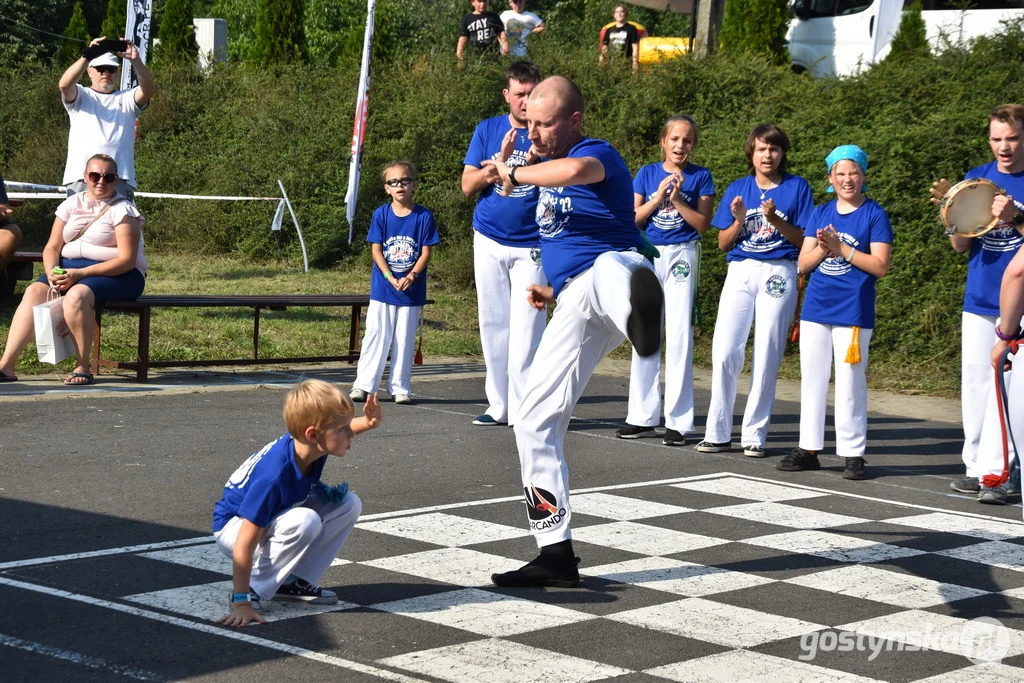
826, 145, 868, 193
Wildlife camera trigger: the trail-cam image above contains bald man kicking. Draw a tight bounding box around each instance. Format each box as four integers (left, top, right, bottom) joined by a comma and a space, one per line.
484, 76, 664, 587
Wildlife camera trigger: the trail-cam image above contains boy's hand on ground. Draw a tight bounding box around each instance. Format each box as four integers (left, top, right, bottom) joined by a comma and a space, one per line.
218, 604, 266, 627
363, 393, 382, 428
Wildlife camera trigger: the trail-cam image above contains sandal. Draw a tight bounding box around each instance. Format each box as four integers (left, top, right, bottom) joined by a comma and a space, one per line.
0, 370, 17, 383
64, 371, 94, 386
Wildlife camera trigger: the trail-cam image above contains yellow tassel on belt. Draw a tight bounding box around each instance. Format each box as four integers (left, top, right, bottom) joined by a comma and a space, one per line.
845, 326, 861, 364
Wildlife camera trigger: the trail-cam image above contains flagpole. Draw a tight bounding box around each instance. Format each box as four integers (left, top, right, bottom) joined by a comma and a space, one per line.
345, 0, 376, 244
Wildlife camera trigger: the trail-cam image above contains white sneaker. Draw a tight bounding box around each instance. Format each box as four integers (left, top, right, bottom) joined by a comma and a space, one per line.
394, 394, 413, 405
350, 388, 367, 402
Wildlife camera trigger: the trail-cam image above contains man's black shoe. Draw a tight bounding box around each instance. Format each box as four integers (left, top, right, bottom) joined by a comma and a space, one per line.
491, 553, 581, 588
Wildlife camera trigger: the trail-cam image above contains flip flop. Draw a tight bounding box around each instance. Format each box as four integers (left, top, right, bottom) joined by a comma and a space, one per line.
0, 370, 17, 382
64, 371, 94, 386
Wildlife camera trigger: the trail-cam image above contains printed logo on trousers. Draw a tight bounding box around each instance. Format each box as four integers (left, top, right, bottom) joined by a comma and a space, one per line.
671, 261, 690, 281
765, 274, 788, 298
530, 247, 542, 265
524, 483, 567, 531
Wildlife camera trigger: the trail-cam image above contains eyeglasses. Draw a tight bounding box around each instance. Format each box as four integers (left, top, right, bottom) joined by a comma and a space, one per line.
92, 66, 117, 74
385, 178, 415, 188
87, 172, 118, 184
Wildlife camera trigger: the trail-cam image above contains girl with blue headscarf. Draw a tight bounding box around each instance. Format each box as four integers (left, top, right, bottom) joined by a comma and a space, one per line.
776, 145, 893, 481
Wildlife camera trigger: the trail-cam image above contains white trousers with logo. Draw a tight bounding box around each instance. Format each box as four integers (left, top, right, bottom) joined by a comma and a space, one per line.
353, 300, 420, 398
704, 258, 798, 447
515, 251, 654, 547
214, 492, 362, 600
963, 312, 1020, 479
799, 321, 873, 458
626, 242, 697, 433
474, 231, 547, 424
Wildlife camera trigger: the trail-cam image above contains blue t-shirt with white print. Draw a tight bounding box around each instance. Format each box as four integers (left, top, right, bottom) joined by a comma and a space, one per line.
633, 162, 715, 245
367, 203, 440, 307
464, 114, 540, 247
538, 137, 646, 296
801, 198, 894, 328
713, 174, 815, 263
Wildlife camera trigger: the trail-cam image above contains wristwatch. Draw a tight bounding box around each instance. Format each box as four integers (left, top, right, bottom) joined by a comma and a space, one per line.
509, 165, 521, 187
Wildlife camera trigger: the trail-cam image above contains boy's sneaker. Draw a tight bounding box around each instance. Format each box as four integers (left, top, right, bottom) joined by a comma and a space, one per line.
777, 448, 820, 471
626, 267, 664, 357
394, 394, 413, 405
743, 445, 766, 458
979, 485, 1010, 505
473, 414, 506, 426
663, 429, 686, 446
842, 457, 868, 480
616, 424, 657, 439
491, 554, 581, 588
949, 477, 980, 494
274, 578, 339, 605
694, 440, 731, 453
350, 388, 367, 403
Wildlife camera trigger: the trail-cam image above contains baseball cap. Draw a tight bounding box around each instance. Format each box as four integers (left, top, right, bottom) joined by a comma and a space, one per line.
89, 53, 120, 69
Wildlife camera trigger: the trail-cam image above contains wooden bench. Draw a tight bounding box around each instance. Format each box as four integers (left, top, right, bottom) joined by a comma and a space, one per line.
1, 251, 42, 298
92, 294, 373, 382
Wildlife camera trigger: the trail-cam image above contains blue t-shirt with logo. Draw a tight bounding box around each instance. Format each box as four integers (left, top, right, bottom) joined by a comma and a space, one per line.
712, 174, 816, 263
633, 162, 715, 245
538, 137, 646, 296
801, 198, 894, 328
367, 203, 440, 307
961, 162, 1024, 316
212, 434, 326, 533
464, 114, 540, 247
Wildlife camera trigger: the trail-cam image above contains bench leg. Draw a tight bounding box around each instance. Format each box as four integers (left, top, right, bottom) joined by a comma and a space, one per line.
137, 308, 151, 382
349, 304, 363, 361
92, 308, 103, 377
253, 307, 261, 361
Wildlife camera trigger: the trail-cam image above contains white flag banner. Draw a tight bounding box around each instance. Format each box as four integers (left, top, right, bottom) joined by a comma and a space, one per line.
871, 0, 904, 63
345, 0, 376, 244
121, 0, 153, 91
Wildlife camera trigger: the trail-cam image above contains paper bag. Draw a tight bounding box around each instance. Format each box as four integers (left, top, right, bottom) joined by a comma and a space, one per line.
33, 290, 75, 364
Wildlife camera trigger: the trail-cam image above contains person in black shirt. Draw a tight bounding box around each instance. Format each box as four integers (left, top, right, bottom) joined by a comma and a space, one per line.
0, 171, 21, 273
600, 4, 640, 71
457, 0, 509, 59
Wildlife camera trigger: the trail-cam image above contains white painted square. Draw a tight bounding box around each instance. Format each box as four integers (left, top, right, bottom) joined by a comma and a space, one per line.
357, 513, 528, 547
672, 477, 828, 502
647, 649, 880, 682
938, 541, 1024, 572
371, 587, 594, 637
881, 513, 1024, 541
363, 548, 523, 587
122, 580, 356, 622
573, 521, 729, 556
569, 492, 694, 520
742, 530, 926, 563
379, 639, 630, 683
608, 597, 825, 648
141, 543, 231, 575
707, 502, 866, 530
586, 556, 775, 596
838, 609, 1024, 660
913, 662, 1024, 682
785, 565, 989, 608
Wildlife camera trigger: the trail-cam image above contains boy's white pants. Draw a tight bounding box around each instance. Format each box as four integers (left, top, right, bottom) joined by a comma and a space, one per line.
962, 311, 1019, 478
515, 251, 654, 547
798, 321, 872, 458
704, 258, 798, 447
474, 232, 547, 424
626, 242, 696, 433
353, 300, 420, 398
215, 492, 362, 600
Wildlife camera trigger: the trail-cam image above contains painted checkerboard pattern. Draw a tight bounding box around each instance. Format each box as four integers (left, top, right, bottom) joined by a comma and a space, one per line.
41, 475, 1024, 681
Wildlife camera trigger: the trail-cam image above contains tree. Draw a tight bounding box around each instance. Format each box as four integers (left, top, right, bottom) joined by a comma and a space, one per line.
886, 0, 930, 61
101, 0, 127, 40
0, 0, 67, 66
56, 1, 91, 68
251, 0, 307, 64
156, 0, 200, 64
719, 0, 789, 64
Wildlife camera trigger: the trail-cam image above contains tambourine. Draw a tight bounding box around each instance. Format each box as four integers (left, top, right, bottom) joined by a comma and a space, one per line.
941, 178, 1005, 238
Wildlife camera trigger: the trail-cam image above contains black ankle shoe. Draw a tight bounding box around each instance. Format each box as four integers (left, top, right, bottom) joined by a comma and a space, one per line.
491, 553, 582, 588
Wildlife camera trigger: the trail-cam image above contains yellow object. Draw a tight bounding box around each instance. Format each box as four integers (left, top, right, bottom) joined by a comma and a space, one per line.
845, 326, 862, 364
639, 36, 691, 64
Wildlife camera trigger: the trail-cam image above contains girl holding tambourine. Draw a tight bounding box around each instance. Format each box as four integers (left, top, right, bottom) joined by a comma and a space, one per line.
778, 145, 893, 480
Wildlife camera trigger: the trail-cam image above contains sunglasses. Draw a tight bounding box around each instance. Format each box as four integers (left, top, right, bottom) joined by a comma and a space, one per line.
87, 172, 118, 184
385, 177, 415, 188
93, 66, 118, 74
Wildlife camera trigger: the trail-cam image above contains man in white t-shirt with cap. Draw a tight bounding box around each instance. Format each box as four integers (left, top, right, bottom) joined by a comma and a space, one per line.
58, 37, 155, 201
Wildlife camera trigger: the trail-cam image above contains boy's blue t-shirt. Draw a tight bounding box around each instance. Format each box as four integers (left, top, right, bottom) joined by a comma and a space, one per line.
632, 162, 715, 245
367, 203, 440, 307
801, 198, 894, 328
712, 174, 816, 262
538, 137, 646, 296
463, 114, 540, 247
961, 161, 1024, 316
212, 434, 326, 533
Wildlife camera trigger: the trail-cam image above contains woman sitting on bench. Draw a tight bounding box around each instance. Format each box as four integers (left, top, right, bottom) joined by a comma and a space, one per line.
0, 154, 146, 386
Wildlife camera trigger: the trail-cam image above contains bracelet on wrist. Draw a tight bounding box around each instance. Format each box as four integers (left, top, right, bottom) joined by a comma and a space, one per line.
995, 325, 1023, 342
383, 270, 393, 279
231, 592, 251, 604
509, 165, 521, 187
410, 271, 420, 280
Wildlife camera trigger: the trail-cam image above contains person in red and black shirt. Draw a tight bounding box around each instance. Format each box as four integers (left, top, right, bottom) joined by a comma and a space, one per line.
600, 4, 640, 71
457, 0, 509, 59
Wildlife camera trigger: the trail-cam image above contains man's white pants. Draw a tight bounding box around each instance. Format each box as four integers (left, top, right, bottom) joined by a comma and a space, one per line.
962, 312, 1020, 478
353, 300, 420, 398
474, 232, 547, 424
799, 321, 872, 458
515, 251, 654, 547
626, 242, 696, 432
704, 258, 798, 447
215, 492, 362, 600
